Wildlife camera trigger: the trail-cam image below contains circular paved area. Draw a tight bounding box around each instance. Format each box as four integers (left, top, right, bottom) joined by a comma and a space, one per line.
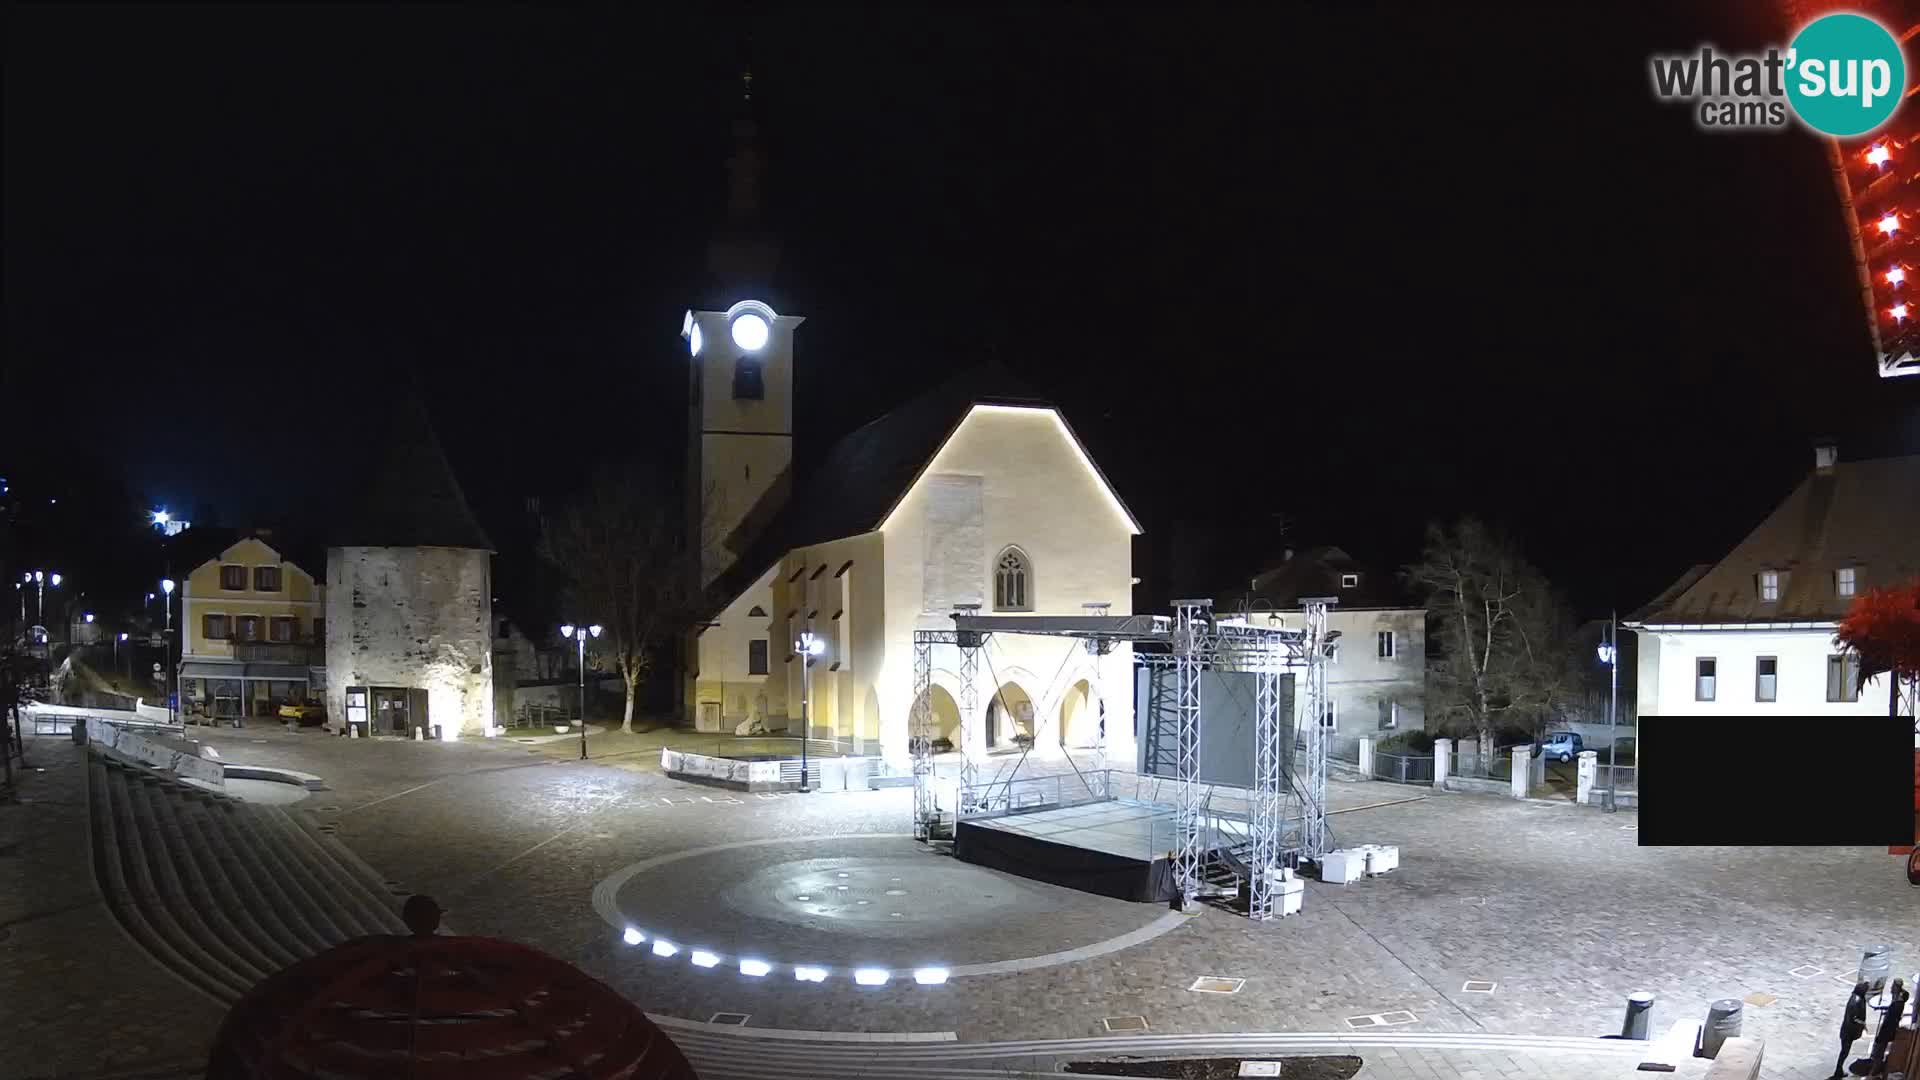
185, 729, 1917, 1080
601, 833, 1178, 972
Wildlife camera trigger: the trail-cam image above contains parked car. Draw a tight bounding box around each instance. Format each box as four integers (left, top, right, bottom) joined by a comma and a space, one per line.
1539, 731, 1584, 762
278, 701, 326, 726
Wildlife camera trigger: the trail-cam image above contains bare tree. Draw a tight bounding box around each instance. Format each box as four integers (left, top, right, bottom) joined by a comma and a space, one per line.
1403, 518, 1576, 754
540, 467, 710, 734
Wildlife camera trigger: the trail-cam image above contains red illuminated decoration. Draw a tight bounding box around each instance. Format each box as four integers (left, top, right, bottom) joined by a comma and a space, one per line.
1780, 0, 1920, 377
1832, 579, 1920, 855
205, 899, 698, 1080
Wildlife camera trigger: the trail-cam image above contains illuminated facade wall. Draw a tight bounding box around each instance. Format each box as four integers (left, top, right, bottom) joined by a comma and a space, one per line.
323, 545, 494, 738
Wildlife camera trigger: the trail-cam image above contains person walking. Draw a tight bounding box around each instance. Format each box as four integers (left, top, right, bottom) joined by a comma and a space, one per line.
1837, 980, 1870, 1079
1869, 977, 1909, 1079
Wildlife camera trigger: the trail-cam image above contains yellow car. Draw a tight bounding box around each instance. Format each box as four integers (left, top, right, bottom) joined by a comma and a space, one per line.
278, 702, 326, 726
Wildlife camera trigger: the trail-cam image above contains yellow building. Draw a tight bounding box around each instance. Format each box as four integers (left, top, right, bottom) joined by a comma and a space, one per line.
176, 531, 326, 722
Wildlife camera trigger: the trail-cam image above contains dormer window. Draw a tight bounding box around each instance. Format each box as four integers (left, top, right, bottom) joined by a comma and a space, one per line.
732, 357, 765, 400
1341, 573, 1359, 588
1835, 567, 1857, 598
1758, 570, 1780, 603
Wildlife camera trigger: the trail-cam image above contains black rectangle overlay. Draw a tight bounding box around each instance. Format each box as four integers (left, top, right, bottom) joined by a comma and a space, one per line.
1638, 716, 1915, 846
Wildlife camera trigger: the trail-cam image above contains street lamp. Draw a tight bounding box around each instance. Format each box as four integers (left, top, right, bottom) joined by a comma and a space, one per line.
1596, 613, 1619, 813
31, 570, 60, 625
796, 630, 826, 792
161, 579, 176, 725
559, 623, 602, 761
117, 631, 129, 680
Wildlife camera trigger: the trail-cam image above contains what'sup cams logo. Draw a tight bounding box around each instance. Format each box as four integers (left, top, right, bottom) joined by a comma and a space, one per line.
1651, 13, 1906, 135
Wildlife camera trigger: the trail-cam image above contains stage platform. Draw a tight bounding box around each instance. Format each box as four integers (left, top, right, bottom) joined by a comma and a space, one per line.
954, 799, 1191, 903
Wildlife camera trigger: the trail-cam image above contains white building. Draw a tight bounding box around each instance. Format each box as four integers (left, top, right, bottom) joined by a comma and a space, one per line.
687, 336, 1143, 769
1626, 445, 1918, 719
1215, 546, 1426, 738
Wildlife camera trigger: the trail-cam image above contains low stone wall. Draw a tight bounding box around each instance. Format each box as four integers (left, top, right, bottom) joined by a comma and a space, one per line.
1442, 775, 1512, 797
661, 748, 787, 791
1702, 1036, 1763, 1079
86, 719, 224, 786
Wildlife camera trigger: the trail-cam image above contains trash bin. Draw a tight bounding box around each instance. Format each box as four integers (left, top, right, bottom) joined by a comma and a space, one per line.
843, 756, 872, 791
1861, 944, 1893, 993
1702, 998, 1742, 1058
70, 717, 88, 745
1622, 992, 1656, 1040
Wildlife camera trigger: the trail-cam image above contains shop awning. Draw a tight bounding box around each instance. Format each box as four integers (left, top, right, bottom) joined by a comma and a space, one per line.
178, 660, 314, 681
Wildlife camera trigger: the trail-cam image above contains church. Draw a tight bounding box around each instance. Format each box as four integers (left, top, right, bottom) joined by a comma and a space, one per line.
684, 79, 1139, 771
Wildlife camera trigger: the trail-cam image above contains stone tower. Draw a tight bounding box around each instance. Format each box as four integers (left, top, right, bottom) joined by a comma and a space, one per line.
324, 399, 496, 740
685, 70, 803, 587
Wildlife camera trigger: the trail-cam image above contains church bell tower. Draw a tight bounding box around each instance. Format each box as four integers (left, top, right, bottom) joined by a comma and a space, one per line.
686, 70, 801, 587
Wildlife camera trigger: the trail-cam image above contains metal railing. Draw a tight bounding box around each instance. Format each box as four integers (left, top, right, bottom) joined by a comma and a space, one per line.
1373, 751, 1435, 785
508, 702, 577, 729
956, 769, 1111, 819
1594, 763, 1638, 793
1449, 745, 1514, 781
708, 735, 851, 760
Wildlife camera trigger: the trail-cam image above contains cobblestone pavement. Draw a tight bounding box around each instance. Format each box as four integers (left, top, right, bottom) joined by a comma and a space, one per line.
8, 725, 1913, 1080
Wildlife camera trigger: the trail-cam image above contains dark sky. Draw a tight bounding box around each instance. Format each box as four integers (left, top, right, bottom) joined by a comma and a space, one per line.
7, 3, 1918, 619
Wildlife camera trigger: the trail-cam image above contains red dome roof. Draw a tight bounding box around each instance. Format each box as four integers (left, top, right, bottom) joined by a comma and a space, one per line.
207, 934, 698, 1080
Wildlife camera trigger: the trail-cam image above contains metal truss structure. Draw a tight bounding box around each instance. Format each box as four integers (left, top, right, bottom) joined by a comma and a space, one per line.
910, 600, 1330, 921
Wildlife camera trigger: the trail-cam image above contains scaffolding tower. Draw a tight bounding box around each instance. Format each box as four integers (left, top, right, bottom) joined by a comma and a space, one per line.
910, 601, 1329, 921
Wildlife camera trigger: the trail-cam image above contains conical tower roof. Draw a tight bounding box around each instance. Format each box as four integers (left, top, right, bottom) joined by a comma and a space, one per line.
331, 395, 494, 552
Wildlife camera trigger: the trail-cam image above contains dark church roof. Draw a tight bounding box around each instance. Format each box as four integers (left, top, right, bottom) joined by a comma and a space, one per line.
705, 365, 1116, 612
330, 397, 495, 552
1628, 453, 1920, 625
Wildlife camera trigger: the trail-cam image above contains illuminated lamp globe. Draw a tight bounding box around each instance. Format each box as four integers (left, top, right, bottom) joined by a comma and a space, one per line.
560, 624, 575, 640
730, 312, 770, 351
50, 573, 62, 587
162, 579, 175, 595
689, 322, 703, 357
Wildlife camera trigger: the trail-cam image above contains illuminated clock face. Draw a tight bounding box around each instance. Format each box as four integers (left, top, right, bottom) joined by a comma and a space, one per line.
730, 312, 770, 351
689, 323, 703, 357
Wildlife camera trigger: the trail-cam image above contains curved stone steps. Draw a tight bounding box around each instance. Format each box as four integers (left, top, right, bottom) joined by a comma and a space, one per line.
130, 777, 285, 980
86, 753, 412, 1006
251, 805, 404, 939
88, 759, 250, 1003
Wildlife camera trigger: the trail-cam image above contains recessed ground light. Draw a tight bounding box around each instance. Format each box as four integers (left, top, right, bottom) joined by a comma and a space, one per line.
651, 940, 678, 957
794, 965, 829, 982
836, 885, 848, 891
854, 968, 890, 986
913, 967, 949, 985
691, 950, 720, 968
890, 912, 904, 917
885, 889, 907, 896
795, 894, 812, 901
856, 899, 870, 905
739, 959, 771, 977
622, 928, 644, 946
836, 872, 850, 878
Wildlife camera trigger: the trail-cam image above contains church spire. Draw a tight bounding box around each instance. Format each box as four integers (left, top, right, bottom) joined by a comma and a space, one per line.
706, 60, 781, 301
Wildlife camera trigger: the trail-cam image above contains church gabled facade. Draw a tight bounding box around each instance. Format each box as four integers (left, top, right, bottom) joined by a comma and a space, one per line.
687, 355, 1142, 770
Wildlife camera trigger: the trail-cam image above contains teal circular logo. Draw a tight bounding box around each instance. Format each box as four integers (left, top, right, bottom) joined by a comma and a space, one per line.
1786, 14, 1905, 137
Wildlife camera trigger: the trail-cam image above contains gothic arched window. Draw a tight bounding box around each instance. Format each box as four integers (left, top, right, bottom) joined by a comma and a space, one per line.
994, 547, 1033, 612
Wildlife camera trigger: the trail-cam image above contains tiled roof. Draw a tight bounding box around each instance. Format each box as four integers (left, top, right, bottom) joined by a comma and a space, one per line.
1219, 545, 1420, 613
330, 396, 494, 552
1630, 454, 1920, 625
168, 527, 326, 582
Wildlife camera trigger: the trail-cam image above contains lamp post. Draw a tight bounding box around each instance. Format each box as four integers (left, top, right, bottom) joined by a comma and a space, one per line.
559, 623, 602, 761
32, 570, 61, 625
1596, 613, 1619, 814
117, 632, 129, 680
161, 579, 176, 726
796, 630, 826, 792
